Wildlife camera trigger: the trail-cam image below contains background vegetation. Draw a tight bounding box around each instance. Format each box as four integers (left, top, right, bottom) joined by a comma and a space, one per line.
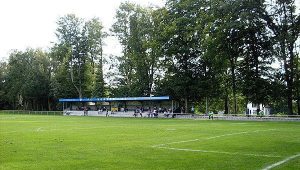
0, 0, 299, 114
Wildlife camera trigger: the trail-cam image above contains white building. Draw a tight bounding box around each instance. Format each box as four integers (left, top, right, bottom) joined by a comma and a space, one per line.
246, 103, 271, 115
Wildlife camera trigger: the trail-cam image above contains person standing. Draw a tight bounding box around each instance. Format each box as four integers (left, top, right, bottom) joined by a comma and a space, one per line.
208, 111, 214, 120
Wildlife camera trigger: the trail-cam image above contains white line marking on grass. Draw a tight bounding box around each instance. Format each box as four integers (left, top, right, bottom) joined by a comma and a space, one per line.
152, 129, 279, 158
262, 153, 300, 170
152, 139, 199, 148
36, 127, 43, 132
206, 129, 276, 140
157, 146, 281, 158
153, 129, 276, 147
1, 131, 18, 134
166, 129, 176, 131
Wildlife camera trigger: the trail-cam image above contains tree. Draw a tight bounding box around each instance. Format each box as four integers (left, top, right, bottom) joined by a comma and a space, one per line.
266, 0, 300, 114
5, 49, 51, 110
156, 0, 227, 113
235, 0, 274, 113
83, 18, 106, 97
52, 14, 105, 99
209, 0, 245, 114
55, 14, 86, 98
111, 2, 160, 97
0, 61, 10, 109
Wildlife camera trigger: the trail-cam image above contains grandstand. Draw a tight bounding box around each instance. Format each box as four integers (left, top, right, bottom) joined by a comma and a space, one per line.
59, 96, 175, 117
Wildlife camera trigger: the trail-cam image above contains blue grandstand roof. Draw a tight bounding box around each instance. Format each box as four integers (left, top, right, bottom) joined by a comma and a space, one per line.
59, 96, 170, 102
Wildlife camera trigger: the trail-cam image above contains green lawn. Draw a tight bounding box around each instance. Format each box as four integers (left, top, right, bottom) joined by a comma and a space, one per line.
0, 114, 299, 170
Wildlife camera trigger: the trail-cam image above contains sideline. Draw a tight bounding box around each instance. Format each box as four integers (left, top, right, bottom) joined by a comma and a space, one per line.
157, 146, 281, 158
153, 129, 276, 147
152, 129, 279, 158
262, 153, 300, 170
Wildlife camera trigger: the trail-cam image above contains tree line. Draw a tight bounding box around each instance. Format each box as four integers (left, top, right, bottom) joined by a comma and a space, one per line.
0, 0, 299, 114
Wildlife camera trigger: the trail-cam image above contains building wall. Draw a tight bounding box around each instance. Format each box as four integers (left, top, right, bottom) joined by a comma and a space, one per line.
246, 103, 271, 115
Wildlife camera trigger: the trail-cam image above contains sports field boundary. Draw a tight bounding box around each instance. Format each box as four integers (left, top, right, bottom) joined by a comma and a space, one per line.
152, 129, 282, 158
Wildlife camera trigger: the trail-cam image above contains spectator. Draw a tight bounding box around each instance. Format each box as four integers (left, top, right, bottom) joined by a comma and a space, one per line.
191, 106, 195, 114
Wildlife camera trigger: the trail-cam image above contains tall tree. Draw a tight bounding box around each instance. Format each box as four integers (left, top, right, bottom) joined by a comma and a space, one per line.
210, 0, 245, 114
157, 0, 224, 112
266, 0, 300, 114
83, 18, 106, 97
53, 14, 105, 99
111, 2, 160, 97
236, 0, 274, 113
55, 14, 86, 98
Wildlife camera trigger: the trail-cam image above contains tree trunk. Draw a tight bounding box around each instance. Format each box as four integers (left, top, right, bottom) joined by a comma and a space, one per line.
48, 97, 51, 111
296, 48, 299, 115
224, 95, 229, 114
287, 87, 293, 115
288, 43, 295, 115
184, 97, 188, 114
205, 97, 208, 114
256, 103, 261, 115
231, 64, 237, 114
297, 97, 300, 115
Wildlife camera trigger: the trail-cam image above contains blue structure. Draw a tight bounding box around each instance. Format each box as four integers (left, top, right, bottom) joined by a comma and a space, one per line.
59, 96, 173, 113
59, 96, 170, 102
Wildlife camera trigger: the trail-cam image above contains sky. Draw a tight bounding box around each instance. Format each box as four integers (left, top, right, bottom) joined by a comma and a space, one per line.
0, 0, 299, 62
0, 0, 165, 61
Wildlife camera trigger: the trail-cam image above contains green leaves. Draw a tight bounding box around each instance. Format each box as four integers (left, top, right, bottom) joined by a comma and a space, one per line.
111, 2, 160, 97
53, 15, 105, 99
4, 49, 51, 110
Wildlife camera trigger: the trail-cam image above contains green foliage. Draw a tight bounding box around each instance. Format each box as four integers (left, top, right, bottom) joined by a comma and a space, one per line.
155, 0, 215, 111
266, 0, 300, 114
4, 49, 51, 110
111, 2, 160, 97
235, 0, 274, 107
52, 14, 105, 99
0, 61, 10, 109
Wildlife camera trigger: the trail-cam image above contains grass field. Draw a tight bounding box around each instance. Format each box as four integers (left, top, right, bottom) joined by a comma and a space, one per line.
0, 114, 300, 170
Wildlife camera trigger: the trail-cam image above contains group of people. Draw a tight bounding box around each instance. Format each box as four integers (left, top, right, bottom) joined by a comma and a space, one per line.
67, 105, 216, 119
133, 107, 143, 117
132, 106, 173, 118
97, 107, 111, 117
